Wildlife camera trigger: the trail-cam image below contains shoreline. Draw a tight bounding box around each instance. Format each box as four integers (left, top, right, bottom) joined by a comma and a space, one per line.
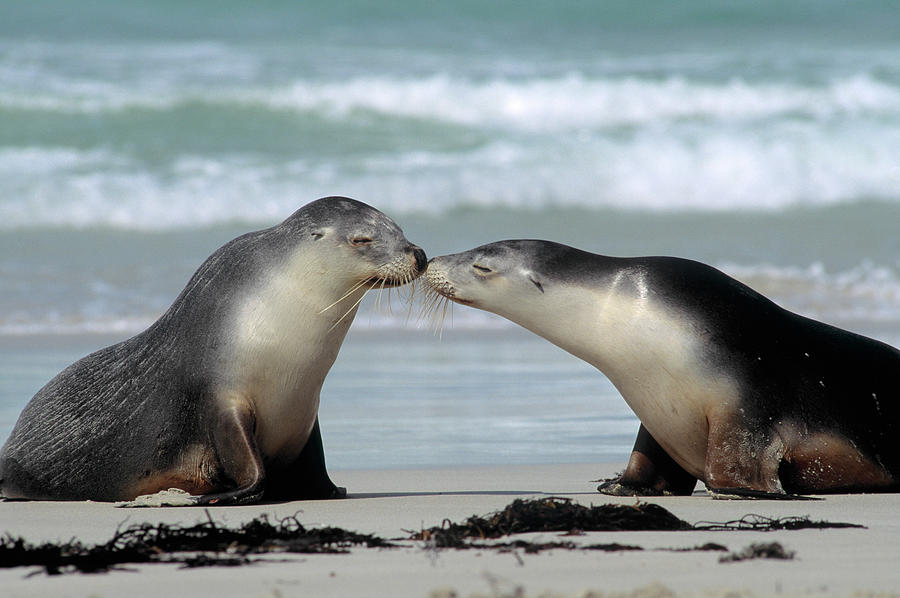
2, 463, 899, 598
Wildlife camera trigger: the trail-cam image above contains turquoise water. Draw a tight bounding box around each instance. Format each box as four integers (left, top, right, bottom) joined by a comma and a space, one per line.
1, 1, 899, 469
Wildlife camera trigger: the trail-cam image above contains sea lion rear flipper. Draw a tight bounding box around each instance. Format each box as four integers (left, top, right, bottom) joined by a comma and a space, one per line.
267, 418, 346, 500
703, 412, 789, 498
597, 424, 697, 496
705, 486, 820, 500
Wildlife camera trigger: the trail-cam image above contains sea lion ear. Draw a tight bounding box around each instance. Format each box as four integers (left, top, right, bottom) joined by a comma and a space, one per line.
529, 276, 544, 293
310, 229, 325, 240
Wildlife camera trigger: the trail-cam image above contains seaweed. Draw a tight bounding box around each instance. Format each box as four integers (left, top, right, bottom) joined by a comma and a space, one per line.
410, 497, 691, 547
719, 542, 796, 563
410, 496, 865, 548
409, 497, 863, 556
0, 497, 865, 574
175, 554, 253, 569
0, 511, 393, 575
661, 542, 729, 553
463, 539, 646, 555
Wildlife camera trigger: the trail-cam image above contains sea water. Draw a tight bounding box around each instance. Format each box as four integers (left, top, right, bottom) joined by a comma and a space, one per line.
1, 1, 898, 470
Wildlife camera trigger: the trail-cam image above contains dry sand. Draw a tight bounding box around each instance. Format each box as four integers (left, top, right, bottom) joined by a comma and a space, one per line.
1, 463, 899, 598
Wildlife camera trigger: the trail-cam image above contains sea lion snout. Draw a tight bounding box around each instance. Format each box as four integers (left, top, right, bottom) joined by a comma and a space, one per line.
410, 245, 428, 273
423, 258, 463, 302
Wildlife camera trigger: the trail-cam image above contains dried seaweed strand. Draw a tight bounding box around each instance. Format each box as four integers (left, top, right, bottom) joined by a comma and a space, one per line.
693, 513, 865, 532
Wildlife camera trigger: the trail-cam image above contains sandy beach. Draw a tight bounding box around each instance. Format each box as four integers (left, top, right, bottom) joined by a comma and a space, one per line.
2, 463, 899, 598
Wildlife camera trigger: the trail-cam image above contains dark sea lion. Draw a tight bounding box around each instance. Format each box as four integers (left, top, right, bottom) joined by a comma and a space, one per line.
0, 197, 427, 505
426, 240, 900, 497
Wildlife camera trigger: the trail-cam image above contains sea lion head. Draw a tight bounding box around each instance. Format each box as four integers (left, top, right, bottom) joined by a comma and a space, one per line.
283, 196, 427, 288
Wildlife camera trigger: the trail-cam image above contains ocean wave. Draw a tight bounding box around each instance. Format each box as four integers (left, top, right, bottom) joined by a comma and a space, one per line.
263, 73, 900, 130
4, 69, 900, 127
0, 149, 293, 229
2, 33, 899, 123
2, 121, 899, 230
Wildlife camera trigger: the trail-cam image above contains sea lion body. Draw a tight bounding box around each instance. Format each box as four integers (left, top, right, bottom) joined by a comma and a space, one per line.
0, 197, 426, 504
426, 240, 900, 496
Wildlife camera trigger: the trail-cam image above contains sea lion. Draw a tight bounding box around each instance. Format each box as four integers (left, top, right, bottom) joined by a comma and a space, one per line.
0, 197, 427, 505
426, 240, 900, 497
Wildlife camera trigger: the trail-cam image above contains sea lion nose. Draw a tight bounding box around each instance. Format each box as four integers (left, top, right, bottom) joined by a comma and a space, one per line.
411, 245, 428, 273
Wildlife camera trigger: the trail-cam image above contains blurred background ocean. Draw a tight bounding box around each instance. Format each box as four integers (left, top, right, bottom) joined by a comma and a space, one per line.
1, 1, 898, 471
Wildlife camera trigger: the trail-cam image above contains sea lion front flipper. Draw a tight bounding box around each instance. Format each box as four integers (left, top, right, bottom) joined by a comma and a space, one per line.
192, 400, 267, 506
120, 399, 267, 507
267, 418, 346, 500
597, 424, 697, 496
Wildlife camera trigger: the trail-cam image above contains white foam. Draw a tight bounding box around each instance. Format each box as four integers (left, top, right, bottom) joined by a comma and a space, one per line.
255, 72, 900, 131
2, 126, 899, 230
3, 46, 900, 126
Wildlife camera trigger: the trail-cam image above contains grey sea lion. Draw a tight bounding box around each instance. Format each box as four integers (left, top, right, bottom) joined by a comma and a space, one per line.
426, 240, 900, 497
0, 197, 426, 505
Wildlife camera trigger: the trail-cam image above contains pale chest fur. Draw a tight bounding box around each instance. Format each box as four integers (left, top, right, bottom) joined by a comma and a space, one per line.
223, 256, 360, 462
515, 285, 739, 478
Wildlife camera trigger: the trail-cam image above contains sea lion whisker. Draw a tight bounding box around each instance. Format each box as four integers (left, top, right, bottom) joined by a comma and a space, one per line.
416, 288, 440, 323
372, 281, 382, 313
381, 279, 393, 316
419, 287, 451, 338
328, 279, 380, 332
426, 291, 444, 321
318, 278, 373, 315
436, 293, 452, 339
404, 279, 420, 325
372, 278, 390, 316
